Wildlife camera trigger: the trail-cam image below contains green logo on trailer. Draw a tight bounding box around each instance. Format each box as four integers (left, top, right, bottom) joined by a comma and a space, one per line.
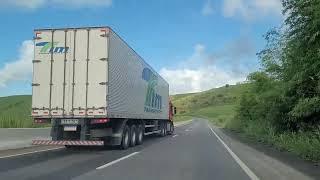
36, 42, 69, 54
142, 68, 162, 113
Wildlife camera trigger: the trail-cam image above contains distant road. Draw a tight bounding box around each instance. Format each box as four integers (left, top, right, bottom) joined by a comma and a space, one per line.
0, 119, 314, 180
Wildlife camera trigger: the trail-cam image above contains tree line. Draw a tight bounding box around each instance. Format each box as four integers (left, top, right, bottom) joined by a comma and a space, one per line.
236, 0, 320, 133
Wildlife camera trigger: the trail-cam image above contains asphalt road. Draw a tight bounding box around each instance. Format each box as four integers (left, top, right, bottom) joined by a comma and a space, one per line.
0, 120, 253, 180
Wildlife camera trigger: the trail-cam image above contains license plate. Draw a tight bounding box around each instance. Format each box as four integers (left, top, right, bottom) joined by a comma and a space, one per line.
61, 119, 79, 125
64, 126, 77, 131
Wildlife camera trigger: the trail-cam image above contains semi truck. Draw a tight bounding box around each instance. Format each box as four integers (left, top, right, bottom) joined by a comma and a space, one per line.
31, 26, 176, 149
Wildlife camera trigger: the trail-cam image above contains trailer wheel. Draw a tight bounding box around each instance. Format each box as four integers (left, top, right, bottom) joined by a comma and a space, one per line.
136, 125, 144, 145
164, 123, 167, 136
121, 125, 130, 150
130, 125, 137, 147
167, 122, 174, 135
160, 124, 165, 137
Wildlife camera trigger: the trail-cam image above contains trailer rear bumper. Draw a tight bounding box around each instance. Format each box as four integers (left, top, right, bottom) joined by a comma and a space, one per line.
32, 140, 104, 146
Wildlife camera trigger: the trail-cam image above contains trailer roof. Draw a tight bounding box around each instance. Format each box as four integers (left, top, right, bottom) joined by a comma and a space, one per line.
34, 26, 110, 31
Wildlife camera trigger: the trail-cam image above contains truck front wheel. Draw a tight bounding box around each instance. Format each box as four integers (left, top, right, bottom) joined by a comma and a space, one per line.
121, 125, 130, 150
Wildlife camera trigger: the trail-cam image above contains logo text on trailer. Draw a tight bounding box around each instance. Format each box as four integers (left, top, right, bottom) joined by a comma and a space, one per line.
142, 68, 162, 113
36, 42, 69, 54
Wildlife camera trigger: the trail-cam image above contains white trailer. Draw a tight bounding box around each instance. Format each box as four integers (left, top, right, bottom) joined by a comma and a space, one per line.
32, 27, 175, 149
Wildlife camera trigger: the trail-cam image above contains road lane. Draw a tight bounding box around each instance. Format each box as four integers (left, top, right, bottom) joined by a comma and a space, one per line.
75, 120, 250, 180
0, 120, 251, 180
0, 121, 192, 180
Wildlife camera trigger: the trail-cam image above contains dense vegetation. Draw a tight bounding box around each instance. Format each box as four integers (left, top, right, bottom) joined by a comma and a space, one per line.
229, 0, 320, 161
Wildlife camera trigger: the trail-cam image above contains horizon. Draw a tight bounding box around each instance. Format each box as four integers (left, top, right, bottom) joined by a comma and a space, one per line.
0, 82, 248, 98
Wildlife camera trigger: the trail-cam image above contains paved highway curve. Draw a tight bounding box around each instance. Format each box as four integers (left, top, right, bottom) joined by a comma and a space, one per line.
0, 120, 254, 180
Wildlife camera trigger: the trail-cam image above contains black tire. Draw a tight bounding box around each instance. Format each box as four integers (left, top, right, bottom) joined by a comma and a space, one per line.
164, 123, 167, 136
167, 122, 174, 135
130, 125, 137, 147
121, 125, 130, 150
160, 124, 165, 137
136, 125, 144, 145
171, 123, 175, 134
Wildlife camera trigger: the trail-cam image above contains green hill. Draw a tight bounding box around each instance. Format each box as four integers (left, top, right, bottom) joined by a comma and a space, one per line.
172, 83, 250, 126
0, 95, 33, 128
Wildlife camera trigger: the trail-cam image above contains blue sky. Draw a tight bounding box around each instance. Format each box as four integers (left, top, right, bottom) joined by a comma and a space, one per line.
0, 0, 282, 96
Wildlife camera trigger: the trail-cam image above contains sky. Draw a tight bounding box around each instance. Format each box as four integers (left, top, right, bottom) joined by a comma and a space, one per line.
0, 0, 283, 96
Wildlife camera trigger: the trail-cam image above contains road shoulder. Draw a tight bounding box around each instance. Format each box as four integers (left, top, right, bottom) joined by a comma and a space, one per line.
209, 123, 319, 180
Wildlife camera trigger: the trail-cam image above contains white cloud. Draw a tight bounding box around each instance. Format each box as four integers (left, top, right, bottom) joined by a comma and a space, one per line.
202, 0, 214, 16
222, 0, 282, 21
0, 0, 46, 9
160, 44, 247, 95
160, 67, 244, 95
0, 40, 33, 88
0, 0, 112, 9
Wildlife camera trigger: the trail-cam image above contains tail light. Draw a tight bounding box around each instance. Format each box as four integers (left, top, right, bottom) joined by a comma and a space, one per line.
91, 118, 110, 124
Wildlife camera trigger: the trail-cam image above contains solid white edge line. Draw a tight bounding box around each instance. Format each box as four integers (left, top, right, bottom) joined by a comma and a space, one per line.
96, 152, 140, 170
0, 147, 64, 159
208, 125, 260, 180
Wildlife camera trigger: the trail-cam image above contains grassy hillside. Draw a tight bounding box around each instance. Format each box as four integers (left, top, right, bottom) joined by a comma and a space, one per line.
0, 95, 33, 128
172, 84, 250, 126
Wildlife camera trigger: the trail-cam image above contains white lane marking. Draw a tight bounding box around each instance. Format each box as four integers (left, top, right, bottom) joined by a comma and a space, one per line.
208, 125, 259, 180
96, 152, 140, 170
0, 147, 64, 159
172, 134, 178, 138
185, 128, 192, 132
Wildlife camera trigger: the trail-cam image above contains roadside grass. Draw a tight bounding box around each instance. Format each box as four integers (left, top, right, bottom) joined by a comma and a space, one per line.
0, 95, 32, 128
191, 104, 236, 127
0, 95, 50, 128
229, 120, 320, 161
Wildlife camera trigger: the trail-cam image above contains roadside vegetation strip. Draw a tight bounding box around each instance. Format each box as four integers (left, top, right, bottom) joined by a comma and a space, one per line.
208, 125, 259, 180
96, 152, 140, 170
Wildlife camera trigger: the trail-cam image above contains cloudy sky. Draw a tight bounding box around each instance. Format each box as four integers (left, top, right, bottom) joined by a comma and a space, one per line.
0, 0, 282, 96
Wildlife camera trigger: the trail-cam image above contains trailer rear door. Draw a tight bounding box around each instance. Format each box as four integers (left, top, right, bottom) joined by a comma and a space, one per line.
32, 28, 109, 117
